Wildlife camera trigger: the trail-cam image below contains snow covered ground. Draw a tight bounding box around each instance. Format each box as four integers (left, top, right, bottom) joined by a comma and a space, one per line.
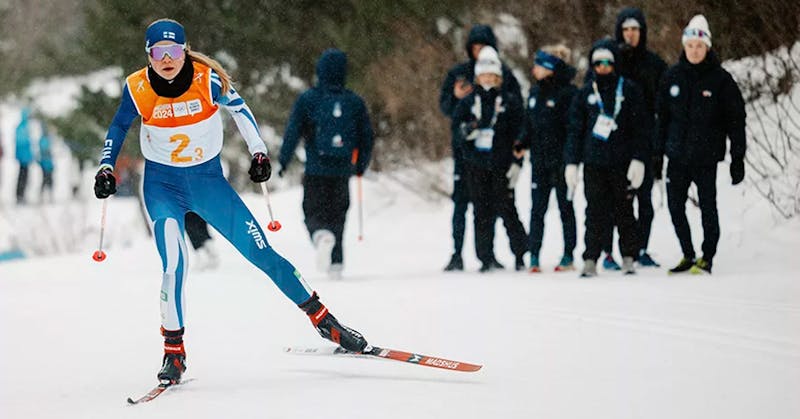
1, 161, 799, 419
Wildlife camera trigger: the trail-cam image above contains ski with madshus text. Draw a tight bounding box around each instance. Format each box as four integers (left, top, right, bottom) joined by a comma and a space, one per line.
127, 378, 195, 405
284, 345, 483, 372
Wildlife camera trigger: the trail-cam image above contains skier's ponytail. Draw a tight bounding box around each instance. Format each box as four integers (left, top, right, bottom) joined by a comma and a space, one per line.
186, 48, 233, 94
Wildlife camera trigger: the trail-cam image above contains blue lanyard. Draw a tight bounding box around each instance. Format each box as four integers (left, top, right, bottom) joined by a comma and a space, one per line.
591, 77, 624, 120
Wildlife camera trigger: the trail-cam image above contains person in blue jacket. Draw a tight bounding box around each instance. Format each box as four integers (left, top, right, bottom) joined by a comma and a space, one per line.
655, 15, 747, 275
564, 39, 649, 277
279, 48, 373, 280
515, 44, 578, 273
439, 24, 523, 271
93, 19, 368, 385
15, 108, 34, 204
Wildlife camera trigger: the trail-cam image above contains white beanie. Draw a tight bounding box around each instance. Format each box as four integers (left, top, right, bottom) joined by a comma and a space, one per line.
591, 48, 615, 64
474, 46, 502, 77
682, 14, 712, 48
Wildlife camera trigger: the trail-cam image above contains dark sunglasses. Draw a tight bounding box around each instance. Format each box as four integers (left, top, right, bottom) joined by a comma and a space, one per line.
592, 59, 614, 67
146, 44, 186, 61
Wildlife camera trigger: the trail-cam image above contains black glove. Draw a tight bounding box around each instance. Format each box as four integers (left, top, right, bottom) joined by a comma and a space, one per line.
730, 158, 745, 185
652, 155, 664, 181
94, 167, 116, 199
248, 152, 271, 182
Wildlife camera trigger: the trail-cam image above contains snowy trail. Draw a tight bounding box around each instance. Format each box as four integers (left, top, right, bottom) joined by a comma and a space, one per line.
2, 167, 800, 419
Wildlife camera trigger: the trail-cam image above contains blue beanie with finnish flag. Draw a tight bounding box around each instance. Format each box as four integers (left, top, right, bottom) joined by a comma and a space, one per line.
145, 19, 186, 50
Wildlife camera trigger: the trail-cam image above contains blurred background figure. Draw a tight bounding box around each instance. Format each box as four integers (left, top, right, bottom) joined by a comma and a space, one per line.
38, 122, 55, 204
15, 108, 34, 205
185, 211, 220, 271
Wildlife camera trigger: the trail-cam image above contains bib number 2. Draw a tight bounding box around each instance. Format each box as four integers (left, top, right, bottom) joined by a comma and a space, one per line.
170, 134, 203, 163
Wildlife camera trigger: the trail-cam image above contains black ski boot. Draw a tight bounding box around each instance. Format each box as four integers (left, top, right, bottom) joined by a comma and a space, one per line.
158, 327, 187, 384
158, 353, 187, 384
443, 254, 463, 271
299, 292, 368, 353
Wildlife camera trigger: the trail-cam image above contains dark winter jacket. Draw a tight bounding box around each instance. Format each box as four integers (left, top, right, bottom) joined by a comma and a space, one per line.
518, 61, 578, 171
440, 26, 522, 119
279, 49, 373, 177
452, 85, 523, 173
564, 40, 648, 168
655, 51, 746, 166
614, 8, 668, 128
439, 26, 522, 172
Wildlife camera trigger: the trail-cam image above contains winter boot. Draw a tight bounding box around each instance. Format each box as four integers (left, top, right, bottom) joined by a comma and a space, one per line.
668, 257, 695, 274
622, 256, 636, 275
580, 259, 598, 278
637, 250, 660, 267
690, 257, 713, 275
158, 328, 187, 384
555, 255, 575, 272
479, 263, 494, 273
329, 263, 343, 280
490, 258, 505, 270
529, 255, 541, 273
194, 241, 220, 271
299, 292, 368, 353
602, 253, 621, 271
443, 254, 463, 272
515, 255, 526, 271
312, 229, 335, 272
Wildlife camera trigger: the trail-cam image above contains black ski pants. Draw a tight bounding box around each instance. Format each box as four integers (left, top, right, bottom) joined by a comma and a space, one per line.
464, 163, 527, 266
582, 165, 639, 262
450, 165, 470, 257
185, 211, 212, 250
302, 174, 350, 265
529, 166, 576, 258
666, 162, 719, 260
602, 164, 655, 255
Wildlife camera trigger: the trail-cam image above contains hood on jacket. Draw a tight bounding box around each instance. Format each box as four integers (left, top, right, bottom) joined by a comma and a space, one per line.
615, 7, 648, 53
465, 25, 498, 60
316, 48, 347, 89
588, 38, 619, 78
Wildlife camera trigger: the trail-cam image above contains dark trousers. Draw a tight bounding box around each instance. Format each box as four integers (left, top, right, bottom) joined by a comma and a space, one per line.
666, 162, 719, 260
16, 164, 29, 203
602, 165, 655, 255
185, 211, 212, 250
582, 165, 639, 262
302, 174, 350, 265
529, 166, 576, 258
464, 164, 527, 265
451, 173, 470, 256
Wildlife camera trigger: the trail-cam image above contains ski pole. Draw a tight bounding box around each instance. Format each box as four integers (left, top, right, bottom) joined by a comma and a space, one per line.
260, 182, 282, 232
351, 148, 363, 241
92, 199, 108, 262
357, 175, 364, 241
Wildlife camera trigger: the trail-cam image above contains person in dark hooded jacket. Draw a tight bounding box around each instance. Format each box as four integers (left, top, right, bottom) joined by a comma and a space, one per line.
439, 24, 522, 271
612, 7, 669, 267
452, 46, 527, 273
564, 39, 649, 277
655, 15, 746, 275
279, 48, 374, 279
515, 44, 578, 273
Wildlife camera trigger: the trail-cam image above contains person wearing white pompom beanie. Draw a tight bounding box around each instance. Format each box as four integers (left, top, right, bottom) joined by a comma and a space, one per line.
655, 14, 747, 275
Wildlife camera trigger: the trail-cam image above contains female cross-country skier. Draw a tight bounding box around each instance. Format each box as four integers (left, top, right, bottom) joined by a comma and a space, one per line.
93, 18, 368, 385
